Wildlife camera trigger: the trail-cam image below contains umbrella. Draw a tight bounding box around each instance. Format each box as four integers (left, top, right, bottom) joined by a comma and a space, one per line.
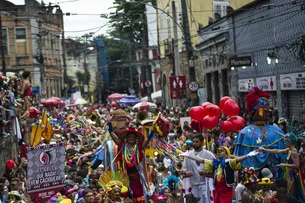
72, 98, 87, 105
132, 102, 157, 111
119, 96, 141, 105
41, 98, 61, 107
29, 107, 41, 118
108, 93, 124, 100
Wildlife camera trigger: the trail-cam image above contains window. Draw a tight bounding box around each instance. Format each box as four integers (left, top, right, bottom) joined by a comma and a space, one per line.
15, 27, 27, 55
212, 1, 230, 17
1, 29, 8, 55
15, 28, 26, 39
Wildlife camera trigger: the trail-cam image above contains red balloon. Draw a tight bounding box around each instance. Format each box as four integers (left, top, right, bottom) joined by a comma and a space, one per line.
189, 106, 207, 121
207, 104, 221, 117
111, 102, 117, 108
202, 115, 218, 129
191, 119, 202, 133
219, 96, 231, 109
223, 99, 240, 116
228, 116, 245, 132
221, 120, 233, 133
202, 102, 212, 110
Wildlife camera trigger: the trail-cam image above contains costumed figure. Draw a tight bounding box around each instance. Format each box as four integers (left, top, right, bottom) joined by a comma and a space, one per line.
108, 122, 154, 203
259, 122, 305, 202
233, 86, 286, 171
98, 171, 130, 203
180, 146, 258, 203
105, 109, 128, 171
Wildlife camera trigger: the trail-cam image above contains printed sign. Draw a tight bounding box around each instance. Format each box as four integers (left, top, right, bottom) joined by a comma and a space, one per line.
230, 56, 252, 67
280, 72, 305, 90
256, 76, 276, 91
27, 143, 65, 201
238, 78, 254, 92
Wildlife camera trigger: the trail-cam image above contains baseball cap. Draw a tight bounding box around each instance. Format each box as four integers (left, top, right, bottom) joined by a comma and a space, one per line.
261, 168, 273, 179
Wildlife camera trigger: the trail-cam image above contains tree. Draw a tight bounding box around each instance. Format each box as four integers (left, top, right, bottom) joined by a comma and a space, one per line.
108, 0, 151, 45
75, 71, 84, 91
67, 76, 76, 89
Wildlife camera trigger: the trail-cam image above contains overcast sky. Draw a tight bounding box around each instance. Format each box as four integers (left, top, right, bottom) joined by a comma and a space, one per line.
8, 0, 115, 38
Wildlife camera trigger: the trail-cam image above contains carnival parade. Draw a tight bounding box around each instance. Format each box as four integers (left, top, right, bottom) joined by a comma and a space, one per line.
2, 0, 305, 202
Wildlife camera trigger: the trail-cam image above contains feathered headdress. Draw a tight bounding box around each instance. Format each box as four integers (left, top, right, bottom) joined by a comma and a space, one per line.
246, 86, 270, 112
276, 121, 305, 144
98, 171, 129, 193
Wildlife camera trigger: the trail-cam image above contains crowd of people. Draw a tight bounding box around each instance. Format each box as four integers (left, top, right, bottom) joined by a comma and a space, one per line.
0, 71, 304, 203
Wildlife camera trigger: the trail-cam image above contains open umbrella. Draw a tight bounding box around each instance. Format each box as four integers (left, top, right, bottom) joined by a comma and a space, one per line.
119, 96, 141, 105
108, 93, 124, 100
72, 98, 87, 105
29, 107, 41, 118
132, 102, 157, 111
41, 98, 61, 107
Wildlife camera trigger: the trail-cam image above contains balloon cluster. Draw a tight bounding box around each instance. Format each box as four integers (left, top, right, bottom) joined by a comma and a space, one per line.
189, 96, 245, 133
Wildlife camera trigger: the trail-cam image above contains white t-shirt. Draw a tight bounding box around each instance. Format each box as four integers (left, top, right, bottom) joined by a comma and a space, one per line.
235, 183, 245, 202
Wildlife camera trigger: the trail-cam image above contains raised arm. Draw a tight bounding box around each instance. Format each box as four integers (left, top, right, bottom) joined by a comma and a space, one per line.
180, 153, 205, 164
259, 147, 289, 154
142, 131, 154, 149
107, 122, 121, 145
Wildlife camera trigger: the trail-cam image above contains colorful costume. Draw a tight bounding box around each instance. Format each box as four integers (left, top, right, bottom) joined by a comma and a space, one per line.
116, 127, 146, 203
204, 147, 241, 203
233, 87, 286, 170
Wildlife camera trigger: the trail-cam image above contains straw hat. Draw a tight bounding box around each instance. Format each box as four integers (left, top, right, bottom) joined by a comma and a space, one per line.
7, 191, 21, 200
118, 127, 144, 143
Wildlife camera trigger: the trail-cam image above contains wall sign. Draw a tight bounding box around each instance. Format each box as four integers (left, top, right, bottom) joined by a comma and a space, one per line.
238, 78, 254, 92
230, 56, 252, 67
256, 76, 276, 91
280, 72, 305, 90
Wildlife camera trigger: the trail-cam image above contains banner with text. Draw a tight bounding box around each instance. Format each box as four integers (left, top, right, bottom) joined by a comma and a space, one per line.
27, 143, 65, 201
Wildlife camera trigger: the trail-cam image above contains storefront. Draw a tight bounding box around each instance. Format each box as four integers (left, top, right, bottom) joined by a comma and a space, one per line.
281, 72, 305, 122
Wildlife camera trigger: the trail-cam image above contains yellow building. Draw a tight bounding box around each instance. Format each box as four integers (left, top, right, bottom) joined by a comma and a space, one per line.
156, 0, 254, 106
0, 0, 63, 98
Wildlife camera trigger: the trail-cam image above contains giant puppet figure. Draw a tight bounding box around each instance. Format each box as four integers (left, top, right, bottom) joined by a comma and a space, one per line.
233, 87, 286, 171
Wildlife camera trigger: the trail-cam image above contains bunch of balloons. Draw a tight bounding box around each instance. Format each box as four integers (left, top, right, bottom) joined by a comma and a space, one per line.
189, 96, 245, 133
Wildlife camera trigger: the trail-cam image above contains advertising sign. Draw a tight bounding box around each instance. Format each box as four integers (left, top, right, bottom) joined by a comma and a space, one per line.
256, 76, 276, 91
27, 143, 65, 201
238, 78, 254, 92
280, 72, 305, 90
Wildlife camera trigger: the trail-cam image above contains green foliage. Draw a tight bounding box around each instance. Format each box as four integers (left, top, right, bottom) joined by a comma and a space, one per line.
67, 76, 76, 89
109, 0, 151, 45
75, 70, 91, 93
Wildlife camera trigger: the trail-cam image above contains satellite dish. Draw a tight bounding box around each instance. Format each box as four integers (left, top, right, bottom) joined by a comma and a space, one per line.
214, 13, 221, 21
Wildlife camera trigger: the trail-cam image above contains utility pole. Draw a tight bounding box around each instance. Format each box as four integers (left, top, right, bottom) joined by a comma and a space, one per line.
172, 1, 180, 76
142, 8, 152, 102
0, 14, 6, 75
181, 0, 197, 105
62, 31, 67, 98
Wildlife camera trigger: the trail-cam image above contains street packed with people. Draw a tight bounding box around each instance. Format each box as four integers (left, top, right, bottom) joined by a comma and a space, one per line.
0, 72, 303, 203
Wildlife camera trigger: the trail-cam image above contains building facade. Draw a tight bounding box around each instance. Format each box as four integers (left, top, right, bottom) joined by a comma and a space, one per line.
156, 0, 254, 108
0, 0, 63, 98
228, 0, 305, 121
65, 39, 98, 99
